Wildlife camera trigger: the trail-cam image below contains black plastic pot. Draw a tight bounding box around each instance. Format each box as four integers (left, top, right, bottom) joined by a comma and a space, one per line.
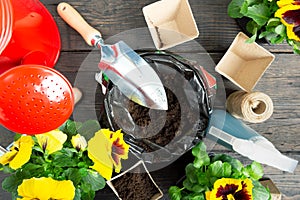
99, 51, 216, 171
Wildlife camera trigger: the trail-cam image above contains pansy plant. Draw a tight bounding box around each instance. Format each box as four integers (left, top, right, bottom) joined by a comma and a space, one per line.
168, 142, 271, 200
228, 0, 300, 53
275, 1, 300, 41
0, 120, 129, 200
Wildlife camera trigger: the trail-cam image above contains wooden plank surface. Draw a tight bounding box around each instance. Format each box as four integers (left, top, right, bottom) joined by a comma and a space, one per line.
1, 0, 299, 199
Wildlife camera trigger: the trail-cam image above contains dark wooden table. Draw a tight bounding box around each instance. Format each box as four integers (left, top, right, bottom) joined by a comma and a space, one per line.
1, 0, 299, 199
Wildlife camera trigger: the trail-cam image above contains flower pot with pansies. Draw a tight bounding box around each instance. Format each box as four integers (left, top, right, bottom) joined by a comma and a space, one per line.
0, 120, 131, 200
228, 0, 300, 53
168, 141, 272, 200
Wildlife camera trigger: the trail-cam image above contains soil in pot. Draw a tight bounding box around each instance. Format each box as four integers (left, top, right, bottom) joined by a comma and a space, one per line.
111, 165, 161, 200
126, 87, 181, 152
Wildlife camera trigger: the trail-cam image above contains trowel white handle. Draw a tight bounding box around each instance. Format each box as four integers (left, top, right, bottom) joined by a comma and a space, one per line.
57, 2, 101, 46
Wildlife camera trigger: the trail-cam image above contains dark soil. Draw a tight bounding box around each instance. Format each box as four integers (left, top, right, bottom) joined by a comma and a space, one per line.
111, 165, 161, 200
127, 87, 181, 151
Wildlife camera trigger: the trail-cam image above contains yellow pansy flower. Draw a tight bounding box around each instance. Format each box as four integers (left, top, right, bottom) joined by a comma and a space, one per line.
88, 129, 130, 180
17, 177, 75, 200
35, 130, 67, 154
277, 0, 300, 8
0, 136, 34, 170
205, 178, 253, 200
275, 4, 300, 41
71, 134, 87, 151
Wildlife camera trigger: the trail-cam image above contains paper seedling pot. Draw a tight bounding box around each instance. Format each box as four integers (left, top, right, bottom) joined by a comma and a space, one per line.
215, 32, 275, 92
142, 0, 199, 50
260, 178, 282, 200
107, 160, 163, 200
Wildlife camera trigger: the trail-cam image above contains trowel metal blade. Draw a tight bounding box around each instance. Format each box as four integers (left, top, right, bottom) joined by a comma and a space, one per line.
99, 41, 168, 110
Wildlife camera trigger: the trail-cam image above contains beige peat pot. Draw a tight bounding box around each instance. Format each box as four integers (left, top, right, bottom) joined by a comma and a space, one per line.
107, 160, 163, 200
142, 0, 199, 50
215, 32, 275, 92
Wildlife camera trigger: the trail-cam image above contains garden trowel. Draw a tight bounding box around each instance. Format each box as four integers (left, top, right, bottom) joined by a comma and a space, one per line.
57, 2, 168, 110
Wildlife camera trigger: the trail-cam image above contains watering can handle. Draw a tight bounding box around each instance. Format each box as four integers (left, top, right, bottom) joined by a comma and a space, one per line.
57, 2, 101, 46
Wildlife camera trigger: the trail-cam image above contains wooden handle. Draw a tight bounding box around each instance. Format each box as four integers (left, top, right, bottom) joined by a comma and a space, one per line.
57, 2, 101, 46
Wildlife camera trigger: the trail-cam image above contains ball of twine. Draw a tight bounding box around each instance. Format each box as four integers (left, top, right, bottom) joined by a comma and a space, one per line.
226, 91, 273, 123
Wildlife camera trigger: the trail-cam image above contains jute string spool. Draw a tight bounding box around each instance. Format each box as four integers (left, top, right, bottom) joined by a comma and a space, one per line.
226, 91, 273, 123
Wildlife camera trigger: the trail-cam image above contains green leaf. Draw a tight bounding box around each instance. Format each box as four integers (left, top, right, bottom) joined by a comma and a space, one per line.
252, 180, 271, 200
1, 169, 32, 194
13, 134, 22, 141
246, 4, 270, 26
209, 161, 223, 177
246, 33, 257, 43
274, 24, 285, 35
52, 148, 78, 167
74, 188, 82, 200
192, 142, 210, 168
240, 2, 249, 15
82, 170, 105, 191
197, 173, 210, 186
79, 168, 89, 177
182, 193, 205, 200
243, 161, 264, 180
270, 35, 285, 44
168, 186, 182, 200
265, 32, 280, 41
267, 18, 281, 27
183, 176, 207, 193
268, 0, 279, 13
212, 154, 243, 171
246, 0, 263, 6
258, 31, 269, 39
191, 184, 207, 193
228, 0, 245, 18
61, 120, 82, 136
209, 176, 219, 186
77, 120, 100, 141
2, 174, 22, 193
64, 168, 82, 186
80, 189, 95, 200
185, 164, 198, 184
246, 21, 261, 35
223, 162, 232, 177
21, 163, 44, 178
32, 145, 44, 154
183, 178, 194, 192
293, 42, 300, 54
1, 165, 15, 174
208, 160, 232, 178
